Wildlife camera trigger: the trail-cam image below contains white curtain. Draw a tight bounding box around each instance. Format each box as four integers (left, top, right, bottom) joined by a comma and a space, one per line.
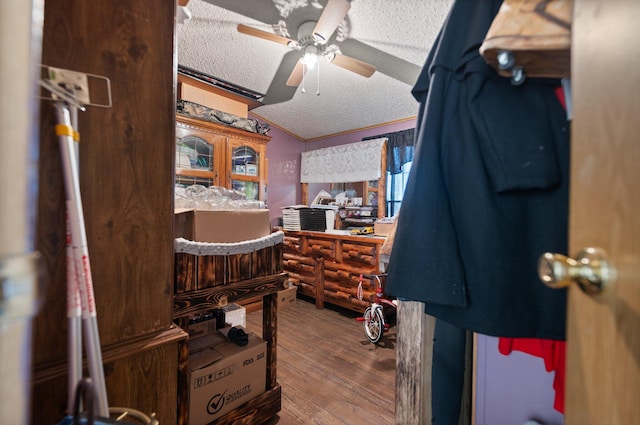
300, 138, 387, 183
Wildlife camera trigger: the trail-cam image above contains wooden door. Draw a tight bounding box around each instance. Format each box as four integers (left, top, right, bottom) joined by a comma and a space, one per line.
565, 0, 640, 423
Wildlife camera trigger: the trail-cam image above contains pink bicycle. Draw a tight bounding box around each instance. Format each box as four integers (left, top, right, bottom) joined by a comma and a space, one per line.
356, 274, 397, 343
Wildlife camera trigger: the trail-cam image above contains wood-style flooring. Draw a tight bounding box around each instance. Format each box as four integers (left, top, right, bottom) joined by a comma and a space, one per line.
246, 296, 397, 425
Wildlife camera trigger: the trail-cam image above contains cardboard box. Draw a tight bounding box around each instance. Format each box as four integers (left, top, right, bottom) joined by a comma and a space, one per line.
278, 286, 297, 310
374, 221, 394, 237
174, 208, 270, 243
189, 333, 267, 425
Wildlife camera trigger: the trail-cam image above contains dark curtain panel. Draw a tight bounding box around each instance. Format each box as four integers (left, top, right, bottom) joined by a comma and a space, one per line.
363, 128, 415, 174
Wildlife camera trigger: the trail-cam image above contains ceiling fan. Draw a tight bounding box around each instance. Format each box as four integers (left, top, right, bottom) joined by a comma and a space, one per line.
236, 0, 376, 89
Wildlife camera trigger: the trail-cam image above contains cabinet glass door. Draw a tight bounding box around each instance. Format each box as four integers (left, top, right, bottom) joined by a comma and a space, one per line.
230, 144, 262, 200
231, 180, 260, 200
175, 135, 216, 187
231, 145, 259, 176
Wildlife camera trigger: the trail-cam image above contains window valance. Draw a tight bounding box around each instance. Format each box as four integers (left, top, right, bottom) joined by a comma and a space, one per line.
300, 138, 387, 183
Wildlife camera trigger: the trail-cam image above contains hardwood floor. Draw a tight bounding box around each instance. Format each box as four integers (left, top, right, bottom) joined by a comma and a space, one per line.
246, 296, 397, 425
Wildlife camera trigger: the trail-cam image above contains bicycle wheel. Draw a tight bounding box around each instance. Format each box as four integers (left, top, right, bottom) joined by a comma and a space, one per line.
363, 306, 385, 343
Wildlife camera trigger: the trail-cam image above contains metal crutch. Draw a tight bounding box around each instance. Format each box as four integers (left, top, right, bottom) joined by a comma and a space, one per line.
63, 87, 84, 416
52, 95, 109, 418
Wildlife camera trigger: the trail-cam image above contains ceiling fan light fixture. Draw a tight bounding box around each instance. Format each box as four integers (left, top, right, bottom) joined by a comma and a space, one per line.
300, 44, 319, 69
302, 52, 318, 69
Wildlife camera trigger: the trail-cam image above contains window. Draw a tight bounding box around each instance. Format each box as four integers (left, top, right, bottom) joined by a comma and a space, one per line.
386, 161, 412, 217
363, 128, 416, 217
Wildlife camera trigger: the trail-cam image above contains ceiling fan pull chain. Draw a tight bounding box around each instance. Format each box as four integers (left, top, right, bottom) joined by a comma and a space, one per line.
301, 62, 307, 93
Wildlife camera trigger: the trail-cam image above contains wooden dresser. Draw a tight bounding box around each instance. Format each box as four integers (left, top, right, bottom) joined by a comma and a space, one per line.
282, 230, 386, 313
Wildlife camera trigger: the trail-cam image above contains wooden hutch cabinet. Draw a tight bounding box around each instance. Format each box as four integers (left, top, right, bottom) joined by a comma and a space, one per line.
176, 114, 271, 202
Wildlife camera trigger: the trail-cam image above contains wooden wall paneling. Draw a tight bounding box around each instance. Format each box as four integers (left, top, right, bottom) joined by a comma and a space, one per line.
36, 0, 176, 353
102, 339, 182, 425
33, 0, 179, 422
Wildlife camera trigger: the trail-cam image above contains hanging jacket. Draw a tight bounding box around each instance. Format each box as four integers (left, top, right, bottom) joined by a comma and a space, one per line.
385, 0, 569, 339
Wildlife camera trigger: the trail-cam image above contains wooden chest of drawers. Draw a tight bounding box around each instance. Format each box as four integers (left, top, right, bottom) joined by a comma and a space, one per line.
282, 230, 386, 313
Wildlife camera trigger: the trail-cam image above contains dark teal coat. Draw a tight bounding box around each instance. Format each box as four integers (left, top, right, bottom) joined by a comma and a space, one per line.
385, 0, 569, 340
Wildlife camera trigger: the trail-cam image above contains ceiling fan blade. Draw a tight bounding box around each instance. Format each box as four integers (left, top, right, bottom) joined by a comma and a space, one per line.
237, 24, 297, 47
261, 50, 301, 105
340, 38, 422, 86
286, 60, 304, 87
328, 53, 376, 78
313, 0, 350, 43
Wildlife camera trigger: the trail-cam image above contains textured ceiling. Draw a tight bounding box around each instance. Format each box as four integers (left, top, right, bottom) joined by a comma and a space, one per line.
177, 0, 453, 141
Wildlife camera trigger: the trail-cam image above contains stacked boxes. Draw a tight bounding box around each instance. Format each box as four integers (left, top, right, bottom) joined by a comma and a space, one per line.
189, 333, 267, 424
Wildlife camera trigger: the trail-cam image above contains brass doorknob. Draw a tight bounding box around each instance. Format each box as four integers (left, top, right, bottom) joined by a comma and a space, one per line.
538, 247, 616, 296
